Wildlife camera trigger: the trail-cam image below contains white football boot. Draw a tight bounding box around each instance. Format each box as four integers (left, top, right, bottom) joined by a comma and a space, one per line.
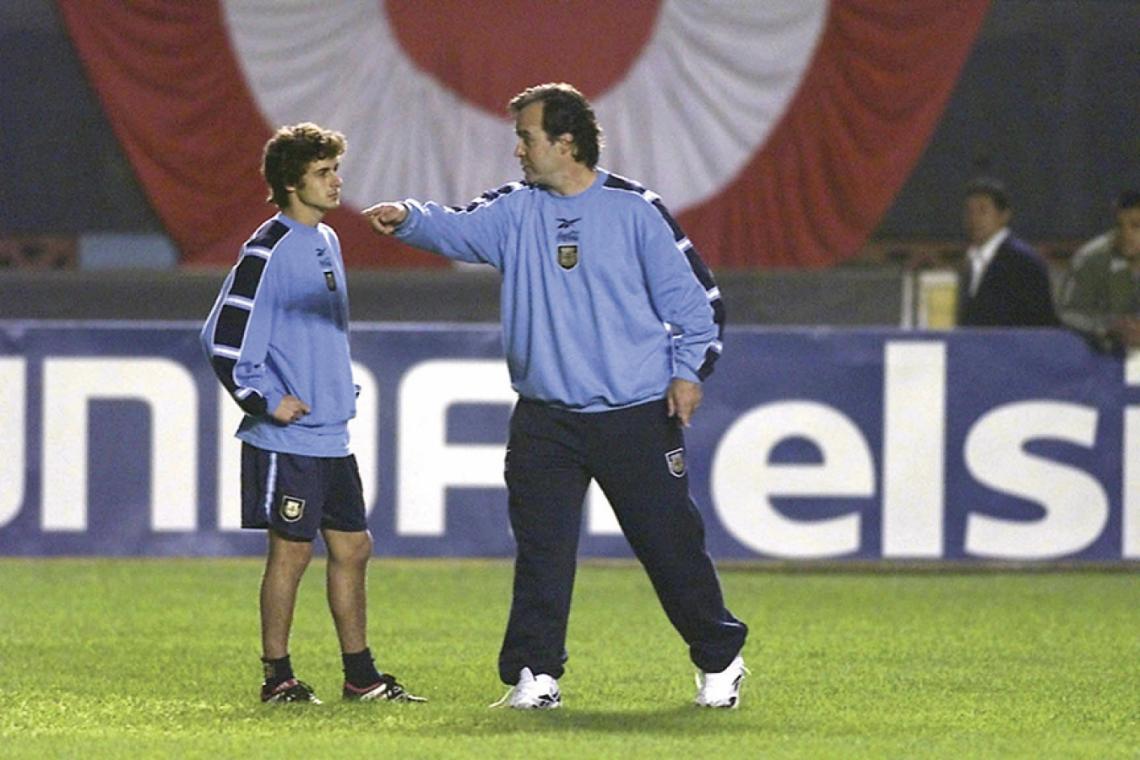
490, 667, 562, 709
694, 655, 748, 709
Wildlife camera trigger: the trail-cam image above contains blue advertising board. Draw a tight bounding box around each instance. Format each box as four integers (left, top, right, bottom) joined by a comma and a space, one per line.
1, 321, 1136, 560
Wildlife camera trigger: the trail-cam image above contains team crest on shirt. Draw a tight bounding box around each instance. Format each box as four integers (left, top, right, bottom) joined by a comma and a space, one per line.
665, 448, 686, 478
557, 244, 579, 270
280, 495, 306, 523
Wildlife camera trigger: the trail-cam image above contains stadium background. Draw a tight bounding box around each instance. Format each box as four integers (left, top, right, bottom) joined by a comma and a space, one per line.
2, 9, 1136, 756
1, 0, 1140, 563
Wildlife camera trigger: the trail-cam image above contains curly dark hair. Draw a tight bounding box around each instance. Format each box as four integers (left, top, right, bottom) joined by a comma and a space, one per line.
262, 122, 346, 208
509, 83, 603, 169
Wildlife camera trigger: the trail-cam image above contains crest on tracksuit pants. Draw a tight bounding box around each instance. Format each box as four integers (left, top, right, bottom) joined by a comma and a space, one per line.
665, 448, 686, 478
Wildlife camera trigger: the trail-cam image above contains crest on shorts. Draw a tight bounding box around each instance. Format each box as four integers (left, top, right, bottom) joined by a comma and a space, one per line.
280, 495, 306, 523
665, 448, 686, 478
557, 244, 579, 270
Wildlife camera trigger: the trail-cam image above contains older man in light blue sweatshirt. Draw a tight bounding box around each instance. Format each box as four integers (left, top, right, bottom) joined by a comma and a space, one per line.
366, 83, 748, 711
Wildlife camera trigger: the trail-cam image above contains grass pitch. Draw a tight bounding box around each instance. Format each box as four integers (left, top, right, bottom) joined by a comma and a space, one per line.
0, 558, 1136, 759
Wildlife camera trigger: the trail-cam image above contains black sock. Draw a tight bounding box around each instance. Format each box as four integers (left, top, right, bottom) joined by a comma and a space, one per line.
342, 647, 383, 688
261, 655, 294, 688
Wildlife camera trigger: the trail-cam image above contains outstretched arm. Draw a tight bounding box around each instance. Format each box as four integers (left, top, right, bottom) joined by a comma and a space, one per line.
362, 192, 511, 268
362, 202, 408, 235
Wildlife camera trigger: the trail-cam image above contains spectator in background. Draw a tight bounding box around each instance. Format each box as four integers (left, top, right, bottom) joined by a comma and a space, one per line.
1057, 190, 1140, 353
956, 177, 1059, 327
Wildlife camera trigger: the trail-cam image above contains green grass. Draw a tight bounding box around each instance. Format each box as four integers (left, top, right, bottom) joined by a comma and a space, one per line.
0, 559, 1136, 759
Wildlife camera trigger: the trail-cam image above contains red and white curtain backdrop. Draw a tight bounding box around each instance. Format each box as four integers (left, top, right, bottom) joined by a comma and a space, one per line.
57, 0, 989, 269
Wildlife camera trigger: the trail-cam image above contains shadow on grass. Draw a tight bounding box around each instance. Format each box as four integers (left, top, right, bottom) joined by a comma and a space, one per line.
440, 705, 759, 737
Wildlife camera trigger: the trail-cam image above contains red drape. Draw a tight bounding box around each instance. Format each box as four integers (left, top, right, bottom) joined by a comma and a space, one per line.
57, 0, 989, 269
56, 0, 437, 268
678, 1, 991, 267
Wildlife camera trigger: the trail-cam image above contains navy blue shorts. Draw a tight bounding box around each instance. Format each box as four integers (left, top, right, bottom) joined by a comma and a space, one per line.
240, 443, 367, 541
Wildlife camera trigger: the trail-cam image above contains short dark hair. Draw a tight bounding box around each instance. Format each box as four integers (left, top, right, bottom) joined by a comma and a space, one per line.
262, 122, 346, 208
509, 83, 603, 169
1115, 190, 1140, 213
965, 176, 1010, 212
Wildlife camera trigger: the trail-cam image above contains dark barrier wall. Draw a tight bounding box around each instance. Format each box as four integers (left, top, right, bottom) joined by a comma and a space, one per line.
0, 268, 906, 325
2, 321, 1136, 561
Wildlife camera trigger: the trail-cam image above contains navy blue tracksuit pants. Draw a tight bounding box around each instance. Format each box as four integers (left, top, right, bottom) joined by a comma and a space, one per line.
498, 397, 748, 684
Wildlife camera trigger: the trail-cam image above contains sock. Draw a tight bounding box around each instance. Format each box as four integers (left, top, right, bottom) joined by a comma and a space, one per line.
342, 647, 384, 688
261, 655, 294, 688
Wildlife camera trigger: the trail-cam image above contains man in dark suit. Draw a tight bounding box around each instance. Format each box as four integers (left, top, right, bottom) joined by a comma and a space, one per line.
956, 177, 1059, 327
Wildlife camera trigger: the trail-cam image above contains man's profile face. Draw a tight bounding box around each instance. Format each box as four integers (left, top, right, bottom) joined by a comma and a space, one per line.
1117, 206, 1140, 259
963, 193, 1011, 246
513, 102, 566, 188
288, 155, 343, 218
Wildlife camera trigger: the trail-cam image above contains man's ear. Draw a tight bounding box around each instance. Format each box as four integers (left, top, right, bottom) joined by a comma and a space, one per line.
558, 134, 575, 157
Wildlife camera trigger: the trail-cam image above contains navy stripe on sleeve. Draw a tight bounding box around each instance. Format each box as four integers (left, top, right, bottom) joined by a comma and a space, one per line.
214, 304, 250, 350
230, 255, 268, 300
449, 182, 525, 213
248, 219, 290, 251
603, 173, 726, 379
210, 356, 267, 416
207, 219, 289, 416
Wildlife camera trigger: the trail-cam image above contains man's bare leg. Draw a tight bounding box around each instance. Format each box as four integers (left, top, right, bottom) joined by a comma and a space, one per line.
323, 528, 372, 653
261, 530, 313, 658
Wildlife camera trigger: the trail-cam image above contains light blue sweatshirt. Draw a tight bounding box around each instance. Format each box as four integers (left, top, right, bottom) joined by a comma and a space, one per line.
201, 213, 357, 456
397, 170, 725, 411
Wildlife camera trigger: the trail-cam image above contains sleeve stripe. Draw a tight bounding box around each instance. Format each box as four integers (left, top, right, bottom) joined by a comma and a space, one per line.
447, 181, 525, 214
229, 253, 269, 300
224, 294, 254, 309
209, 355, 268, 416
214, 304, 251, 350
247, 218, 290, 250
211, 345, 240, 360
603, 172, 726, 379
205, 218, 289, 417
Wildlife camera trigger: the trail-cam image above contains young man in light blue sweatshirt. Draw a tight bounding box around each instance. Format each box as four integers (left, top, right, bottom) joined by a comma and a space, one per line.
365, 83, 748, 710
203, 122, 423, 705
